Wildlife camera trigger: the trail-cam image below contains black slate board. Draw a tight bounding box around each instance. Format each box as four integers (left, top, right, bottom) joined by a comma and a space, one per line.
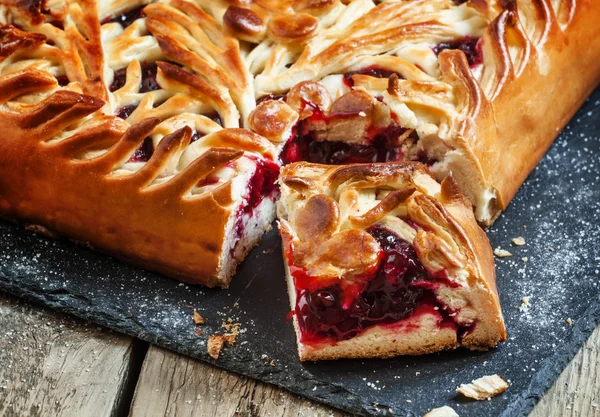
1, 89, 599, 417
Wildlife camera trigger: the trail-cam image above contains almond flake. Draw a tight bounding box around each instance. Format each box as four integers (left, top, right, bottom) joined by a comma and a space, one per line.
494, 248, 512, 258
457, 374, 508, 400
423, 406, 459, 417
511, 237, 526, 246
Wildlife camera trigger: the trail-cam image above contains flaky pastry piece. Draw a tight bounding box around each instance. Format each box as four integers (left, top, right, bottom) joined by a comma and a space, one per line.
278, 162, 506, 360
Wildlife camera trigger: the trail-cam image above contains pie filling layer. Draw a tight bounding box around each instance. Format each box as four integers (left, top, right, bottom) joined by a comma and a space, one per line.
433, 36, 482, 67
281, 121, 411, 165
231, 158, 280, 257
280, 100, 426, 165
291, 225, 473, 346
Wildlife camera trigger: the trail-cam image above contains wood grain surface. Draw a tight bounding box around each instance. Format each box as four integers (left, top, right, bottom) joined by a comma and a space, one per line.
530, 324, 600, 417
0, 294, 146, 417
0, 292, 598, 417
128, 345, 345, 417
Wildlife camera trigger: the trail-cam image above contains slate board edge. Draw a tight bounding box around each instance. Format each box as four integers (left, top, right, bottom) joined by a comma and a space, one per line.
0, 277, 397, 417
500, 298, 600, 417
2, 273, 599, 417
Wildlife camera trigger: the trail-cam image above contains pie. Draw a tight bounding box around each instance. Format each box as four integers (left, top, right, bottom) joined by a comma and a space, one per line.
278, 162, 506, 360
0, 0, 598, 289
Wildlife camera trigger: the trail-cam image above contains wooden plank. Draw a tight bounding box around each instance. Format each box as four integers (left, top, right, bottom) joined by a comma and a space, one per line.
530, 324, 600, 417
0, 293, 146, 417
129, 345, 347, 417
131, 328, 600, 417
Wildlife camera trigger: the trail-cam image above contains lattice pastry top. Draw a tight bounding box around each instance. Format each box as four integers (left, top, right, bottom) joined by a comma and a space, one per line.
0, 0, 598, 285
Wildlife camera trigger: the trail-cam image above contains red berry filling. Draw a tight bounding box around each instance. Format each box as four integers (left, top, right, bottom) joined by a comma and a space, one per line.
128, 137, 154, 163
281, 126, 410, 165
112, 63, 161, 119
433, 36, 482, 67
342, 66, 404, 87
292, 225, 468, 345
280, 100, 415, 165
257, 93, 287, 104
231, 158, 281, 255
241, 158, 280, 217
110, 62, 160, 93
55, 75, 69, 86
101, 6, 146, 28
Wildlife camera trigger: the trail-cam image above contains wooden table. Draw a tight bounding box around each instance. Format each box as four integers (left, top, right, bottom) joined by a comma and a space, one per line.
1, 292, 598, 417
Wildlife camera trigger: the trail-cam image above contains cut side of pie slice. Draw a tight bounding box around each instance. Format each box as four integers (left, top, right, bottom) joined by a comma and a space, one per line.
278, 162, 506, 360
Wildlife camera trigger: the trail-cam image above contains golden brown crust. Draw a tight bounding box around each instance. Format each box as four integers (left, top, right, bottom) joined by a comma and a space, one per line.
278, 161, 506, 360
467, 0, 600, 214
1, 0, 598, 289
0, 91, 247, 287
247, 0, 600, 224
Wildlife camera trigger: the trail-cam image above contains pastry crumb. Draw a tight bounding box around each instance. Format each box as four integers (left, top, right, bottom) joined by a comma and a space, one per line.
423, 406, 459, 417
521, 257, 528, 262
207, 321, 240, 359
457, 374, 508, 400
494, 248, 512, 258
511, 237, 526, 246
193, 310, 205, 325
566, 318, 574, 326
207, 335, 226, 360
549, 247, 555, 252
519, 296, 531, 313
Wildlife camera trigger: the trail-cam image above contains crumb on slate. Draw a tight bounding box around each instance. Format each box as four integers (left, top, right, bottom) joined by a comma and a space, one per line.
494, 248, 512, 258
566, 318, 574, 326
519, 296, 531, 313
512, 237, 526, 246
521, 257, 528, 262
456, 374, 508, 400
423, 405, 459, 417
207, 335, 227, 360
206, 319, 242, 359
193, 310, 205, 325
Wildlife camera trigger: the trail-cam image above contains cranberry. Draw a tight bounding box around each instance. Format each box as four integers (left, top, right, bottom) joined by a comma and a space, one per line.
196, 176, 220, 187
129, 137, 154, 163
281, 130, 404, 165
295, 226, 430, 343
139, 64, 159, 93
110, 63, 159, 93
231, 158, 281, 255
205, 112, 223, 127
102, 6, 146, 28
343, 67, 404, 87
55, 75, 69, 86
191, 131, 203, 143
433, 37, 482, 67
115, 105, 137, 119
242, 158, 280, 216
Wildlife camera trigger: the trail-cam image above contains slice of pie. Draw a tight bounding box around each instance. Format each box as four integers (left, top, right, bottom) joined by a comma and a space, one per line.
278, 162, 506, 360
